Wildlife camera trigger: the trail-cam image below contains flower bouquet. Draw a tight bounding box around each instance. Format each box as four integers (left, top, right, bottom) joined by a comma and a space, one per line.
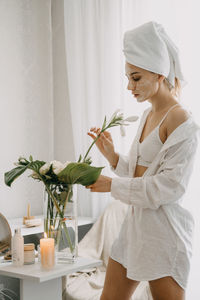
4, 110, 138, 262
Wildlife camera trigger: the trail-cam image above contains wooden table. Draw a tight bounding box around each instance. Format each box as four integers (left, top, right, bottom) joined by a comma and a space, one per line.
0, 257, 102, 300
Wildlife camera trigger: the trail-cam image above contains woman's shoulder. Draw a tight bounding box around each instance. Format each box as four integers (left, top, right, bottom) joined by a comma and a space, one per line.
166, 105, 191, 137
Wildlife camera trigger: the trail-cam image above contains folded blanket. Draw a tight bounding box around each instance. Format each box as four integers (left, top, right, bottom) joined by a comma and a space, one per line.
63, 201, 153, 300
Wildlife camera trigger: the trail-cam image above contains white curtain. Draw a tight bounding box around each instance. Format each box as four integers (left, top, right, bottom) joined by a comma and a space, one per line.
63, 0, 200, 297
63, 0, 147, 220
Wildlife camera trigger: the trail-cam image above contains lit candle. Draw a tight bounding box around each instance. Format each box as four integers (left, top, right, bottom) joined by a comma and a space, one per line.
40, 236, 55, 270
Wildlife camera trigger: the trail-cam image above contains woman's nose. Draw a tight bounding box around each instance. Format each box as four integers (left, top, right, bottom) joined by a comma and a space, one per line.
127, 80, 136, 91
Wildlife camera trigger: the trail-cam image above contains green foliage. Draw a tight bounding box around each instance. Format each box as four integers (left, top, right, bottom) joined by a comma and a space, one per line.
5, 157, 103, 188
58, 163, 104, 186
5, 165, 29, 187
5, 111, 128, 189
4, 158, 45, 187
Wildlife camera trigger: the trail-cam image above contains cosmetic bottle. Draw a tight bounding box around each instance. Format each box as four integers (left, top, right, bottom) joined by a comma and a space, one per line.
12, 228, 24, 266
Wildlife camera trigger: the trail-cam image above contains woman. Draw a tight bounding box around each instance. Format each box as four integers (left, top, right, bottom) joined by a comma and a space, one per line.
86, 21, 200, 300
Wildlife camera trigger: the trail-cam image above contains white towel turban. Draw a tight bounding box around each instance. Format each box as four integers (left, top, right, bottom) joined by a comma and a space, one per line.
123, 21, 186, 88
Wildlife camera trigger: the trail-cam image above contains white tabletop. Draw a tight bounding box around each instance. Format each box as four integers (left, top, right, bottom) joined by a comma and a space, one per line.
8, 215, 96, 236
0, 257, 102, 282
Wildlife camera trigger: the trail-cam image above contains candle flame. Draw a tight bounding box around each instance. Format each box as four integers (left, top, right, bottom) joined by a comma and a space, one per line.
44, 232, 47, 238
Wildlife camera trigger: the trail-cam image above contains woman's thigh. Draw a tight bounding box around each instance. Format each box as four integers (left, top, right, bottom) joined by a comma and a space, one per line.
149, 276, 185, 300
100, 257, 140, 300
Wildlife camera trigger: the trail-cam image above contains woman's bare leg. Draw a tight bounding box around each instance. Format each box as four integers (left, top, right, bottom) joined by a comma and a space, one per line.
100, 257, 140, 300
149, 276, 185, 300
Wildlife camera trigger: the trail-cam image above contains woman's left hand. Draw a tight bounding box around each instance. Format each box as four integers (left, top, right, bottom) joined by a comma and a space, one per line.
85, 175, 112, 192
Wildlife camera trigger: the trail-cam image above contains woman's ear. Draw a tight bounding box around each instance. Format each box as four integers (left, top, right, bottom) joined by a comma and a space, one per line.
158, 74, 165, 83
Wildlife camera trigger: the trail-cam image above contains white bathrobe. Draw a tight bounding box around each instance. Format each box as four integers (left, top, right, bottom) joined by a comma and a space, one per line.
110, 106, 200, 289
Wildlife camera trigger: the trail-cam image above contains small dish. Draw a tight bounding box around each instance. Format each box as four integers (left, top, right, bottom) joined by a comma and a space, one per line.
25, 218, 42, 227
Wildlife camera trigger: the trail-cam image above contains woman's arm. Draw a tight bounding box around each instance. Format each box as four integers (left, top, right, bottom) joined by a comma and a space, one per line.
110, 153, 129, 177
111, 135, 198, 209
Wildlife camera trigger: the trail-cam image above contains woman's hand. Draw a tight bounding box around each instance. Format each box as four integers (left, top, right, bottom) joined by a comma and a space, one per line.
87, 128, 119, 167
85, 175, 112, 193
87, 127, 114, 157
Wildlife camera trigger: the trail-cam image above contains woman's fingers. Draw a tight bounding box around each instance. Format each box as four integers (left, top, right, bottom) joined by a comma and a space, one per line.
90, 127, 101, 134
88, 128, 113, 146
89, 127, 111, 138
88, 129, 112, 145
87, 132, 96, 140
87, 131, 104, 142
88, 127, 102, 140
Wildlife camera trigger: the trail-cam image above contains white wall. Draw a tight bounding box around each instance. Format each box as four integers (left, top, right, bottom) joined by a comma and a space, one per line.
0, 0, 54, 218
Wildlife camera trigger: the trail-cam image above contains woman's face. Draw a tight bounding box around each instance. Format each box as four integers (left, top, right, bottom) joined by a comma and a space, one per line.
125, 62, 160, 103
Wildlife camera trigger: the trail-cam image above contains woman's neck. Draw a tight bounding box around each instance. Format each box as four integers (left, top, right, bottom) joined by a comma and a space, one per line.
148, 85, 178, 113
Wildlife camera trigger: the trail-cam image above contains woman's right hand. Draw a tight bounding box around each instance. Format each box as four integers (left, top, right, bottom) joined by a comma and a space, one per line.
87, 128, 118, 167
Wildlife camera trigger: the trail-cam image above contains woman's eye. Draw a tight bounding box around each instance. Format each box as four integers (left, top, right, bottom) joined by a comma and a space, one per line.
132, 77, 141, 82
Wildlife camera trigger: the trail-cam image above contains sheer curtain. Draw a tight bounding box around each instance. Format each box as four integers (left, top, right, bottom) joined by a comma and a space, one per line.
63, 0, 200, 297
63, 0, 147, 220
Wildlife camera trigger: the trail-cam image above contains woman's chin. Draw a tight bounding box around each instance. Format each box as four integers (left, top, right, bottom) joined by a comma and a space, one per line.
136, 96, 146, 102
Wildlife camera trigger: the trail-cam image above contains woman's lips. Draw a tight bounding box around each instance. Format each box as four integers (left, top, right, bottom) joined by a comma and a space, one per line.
133, 93, 139, 97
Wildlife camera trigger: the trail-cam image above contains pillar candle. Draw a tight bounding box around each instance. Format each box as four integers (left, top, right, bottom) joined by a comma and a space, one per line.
40, 238, 55, 270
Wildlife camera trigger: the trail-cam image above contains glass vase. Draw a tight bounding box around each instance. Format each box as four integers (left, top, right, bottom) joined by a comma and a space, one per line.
43, 183, 78, 263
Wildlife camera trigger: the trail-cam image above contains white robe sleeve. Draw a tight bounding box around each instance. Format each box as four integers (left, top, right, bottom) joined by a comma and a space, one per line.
110, 153, 129, 177
111, 135, 198, 209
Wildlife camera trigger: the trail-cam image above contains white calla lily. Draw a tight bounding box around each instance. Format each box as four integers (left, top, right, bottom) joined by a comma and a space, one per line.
124, 115, 139, 122
119, 115, 139, 136
108, 109, 123, 123
120, 125, 126, 136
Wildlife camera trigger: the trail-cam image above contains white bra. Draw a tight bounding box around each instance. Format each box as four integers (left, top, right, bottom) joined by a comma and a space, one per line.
137, 104, 180, 167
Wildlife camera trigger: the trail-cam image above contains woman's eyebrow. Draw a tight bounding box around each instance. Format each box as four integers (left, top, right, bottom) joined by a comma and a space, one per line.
126, 72, 141, 76
130, 72, 140, 75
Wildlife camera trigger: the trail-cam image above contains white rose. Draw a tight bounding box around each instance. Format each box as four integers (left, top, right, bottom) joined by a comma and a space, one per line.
50, 160, 64, 175
39, 162, 51, 175
31, 171, 40, 179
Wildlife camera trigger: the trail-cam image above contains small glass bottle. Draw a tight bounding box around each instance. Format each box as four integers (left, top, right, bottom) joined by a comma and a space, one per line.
12, 228, 24, 267
24, 243, 35, 265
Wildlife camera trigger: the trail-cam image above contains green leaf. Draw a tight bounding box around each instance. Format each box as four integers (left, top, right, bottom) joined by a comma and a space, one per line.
58, 163, 104, 186
77, 155, 82, 163
4, 159, 46, 187
5, 165, 29, 187
84, 156, 92, 165
29, 160, 46, 173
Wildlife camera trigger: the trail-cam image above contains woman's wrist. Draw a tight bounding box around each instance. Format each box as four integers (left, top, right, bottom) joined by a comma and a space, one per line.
108, 153, 119, 169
